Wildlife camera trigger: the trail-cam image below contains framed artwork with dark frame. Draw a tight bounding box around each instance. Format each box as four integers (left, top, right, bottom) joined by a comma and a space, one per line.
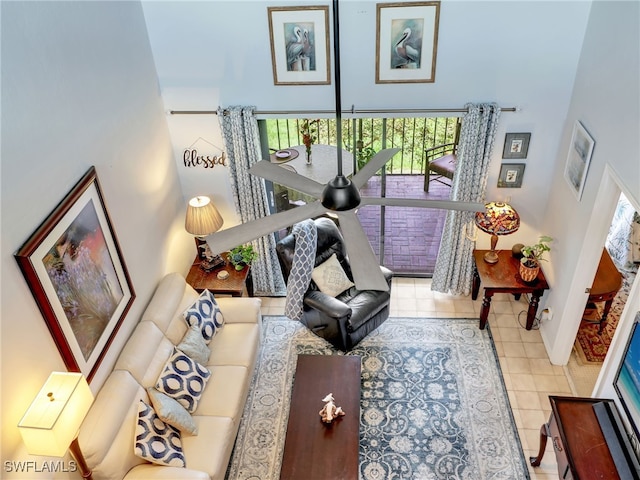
497, 163, 526, 188
502, 133, 531, 159
15, 166, 135, 382
267, 5, 331, 85
375, 1, 440, 84
564, 120, 595, 201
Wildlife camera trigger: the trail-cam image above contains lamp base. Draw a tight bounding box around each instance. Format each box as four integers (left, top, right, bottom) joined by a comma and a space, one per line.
483, 250, 499, 264
200, 255, 225, 271
69, 437, 92, 480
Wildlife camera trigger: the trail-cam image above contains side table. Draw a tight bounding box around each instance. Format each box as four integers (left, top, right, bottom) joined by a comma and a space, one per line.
472, 250, 549, 330
185, 253, 253, 297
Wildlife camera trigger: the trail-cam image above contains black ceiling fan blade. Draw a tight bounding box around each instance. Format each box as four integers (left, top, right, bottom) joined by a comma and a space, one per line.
249, 160, 325, 198
336, 211, 390, 292
351, 148, 401, 189
207, 201, 327, 254
361, 197, 485, 212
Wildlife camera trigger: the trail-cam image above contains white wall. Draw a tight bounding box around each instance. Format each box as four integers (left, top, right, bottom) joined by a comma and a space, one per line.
142, 0, 591, 247
540, 0, 640, 365
1, 1, 193, 472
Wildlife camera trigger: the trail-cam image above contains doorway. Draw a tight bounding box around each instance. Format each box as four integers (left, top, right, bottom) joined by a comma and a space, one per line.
566, 181, 640, 396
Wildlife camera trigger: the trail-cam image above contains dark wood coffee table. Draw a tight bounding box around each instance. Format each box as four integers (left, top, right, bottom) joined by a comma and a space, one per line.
280, 355, 361, 480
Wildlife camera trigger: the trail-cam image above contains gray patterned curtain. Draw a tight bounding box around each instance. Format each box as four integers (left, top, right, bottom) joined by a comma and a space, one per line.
431, 103, 501, 295
218, 106, 286, 296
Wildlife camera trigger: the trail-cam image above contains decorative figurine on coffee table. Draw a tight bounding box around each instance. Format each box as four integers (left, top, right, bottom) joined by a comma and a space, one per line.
319, 393, 345, 424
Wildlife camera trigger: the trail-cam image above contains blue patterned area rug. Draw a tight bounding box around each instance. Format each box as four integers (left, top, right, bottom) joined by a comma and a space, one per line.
226, 317, 530, 480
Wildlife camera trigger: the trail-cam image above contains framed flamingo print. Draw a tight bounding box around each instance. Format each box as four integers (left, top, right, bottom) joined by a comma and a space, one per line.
267, 5, 331, 85
376, 2, 440, 84
15, 166, 135, 382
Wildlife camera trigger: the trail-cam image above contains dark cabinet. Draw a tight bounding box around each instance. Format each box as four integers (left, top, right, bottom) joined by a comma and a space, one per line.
530, 396, 640, 479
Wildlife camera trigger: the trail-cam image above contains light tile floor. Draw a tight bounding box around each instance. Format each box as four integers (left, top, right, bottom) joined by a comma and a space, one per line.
259, 277, 568, 480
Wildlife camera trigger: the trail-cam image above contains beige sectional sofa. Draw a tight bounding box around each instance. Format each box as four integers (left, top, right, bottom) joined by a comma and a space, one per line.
78, 272, 262, 480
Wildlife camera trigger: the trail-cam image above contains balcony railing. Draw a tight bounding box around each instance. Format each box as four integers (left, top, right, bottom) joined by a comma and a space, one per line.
263, 116, 460, 175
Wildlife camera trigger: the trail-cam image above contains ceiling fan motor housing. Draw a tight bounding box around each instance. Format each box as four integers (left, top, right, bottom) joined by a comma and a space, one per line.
321, 175, 361, 211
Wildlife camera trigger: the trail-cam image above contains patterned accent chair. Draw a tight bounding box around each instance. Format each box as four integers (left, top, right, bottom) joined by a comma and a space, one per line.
276, 217, 392, 351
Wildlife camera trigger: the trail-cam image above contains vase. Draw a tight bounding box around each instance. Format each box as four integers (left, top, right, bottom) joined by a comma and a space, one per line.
305, 149, 312, 164
519, 260, 540, 282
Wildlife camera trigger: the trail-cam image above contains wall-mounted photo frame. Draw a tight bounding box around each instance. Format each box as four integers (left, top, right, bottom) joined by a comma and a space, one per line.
375, 2, 440, 84
502, 133, 531, 159
267, 5, 330, 85
14, 167, 135, 382
497, 163, 526, 188
564, 120, 595, 201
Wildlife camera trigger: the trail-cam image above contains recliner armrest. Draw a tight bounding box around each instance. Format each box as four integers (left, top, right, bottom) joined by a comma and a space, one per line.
304, 291, 352, 319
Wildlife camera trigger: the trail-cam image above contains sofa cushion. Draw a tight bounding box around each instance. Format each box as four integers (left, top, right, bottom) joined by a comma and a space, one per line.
135, 399, 186, 467
115, 321, 175, 387
193, 366, 249, 420
147, 387, 198, 436
156, 348, 211, 413
311, 253, 355, 297
183, 290, 224, 343
79, 371, 147, 480
182, 416, 237, 480
177, 325, 211, 366
207, 324, 260, 369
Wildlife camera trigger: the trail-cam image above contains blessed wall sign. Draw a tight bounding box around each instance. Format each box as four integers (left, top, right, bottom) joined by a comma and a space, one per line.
183, 137, 227, 169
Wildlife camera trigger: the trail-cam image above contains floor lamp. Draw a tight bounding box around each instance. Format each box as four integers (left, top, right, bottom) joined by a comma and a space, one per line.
474, 201, 520, 263
18, 372, 94, 479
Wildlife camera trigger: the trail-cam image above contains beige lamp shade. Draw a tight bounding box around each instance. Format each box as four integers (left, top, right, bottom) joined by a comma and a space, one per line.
18, 372, 93, 457
185, 196, 224, 236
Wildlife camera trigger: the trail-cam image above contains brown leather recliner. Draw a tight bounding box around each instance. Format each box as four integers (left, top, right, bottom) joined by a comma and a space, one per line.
276, 217, 392, 351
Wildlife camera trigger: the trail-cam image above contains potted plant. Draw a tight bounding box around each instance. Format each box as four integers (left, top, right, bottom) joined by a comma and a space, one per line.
228, 244, 258, 271
519, 235, 553, 282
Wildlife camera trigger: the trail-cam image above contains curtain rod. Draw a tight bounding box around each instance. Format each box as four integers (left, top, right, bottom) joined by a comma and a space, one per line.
169, 106, 518, 116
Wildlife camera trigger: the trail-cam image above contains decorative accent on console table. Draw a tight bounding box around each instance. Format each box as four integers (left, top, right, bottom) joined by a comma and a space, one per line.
14, 166, 135, 382
319, 393, 345, 423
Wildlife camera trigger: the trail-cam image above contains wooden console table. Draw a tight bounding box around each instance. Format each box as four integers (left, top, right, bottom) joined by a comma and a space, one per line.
583, 248, 622, 333
280, 355, 361, 480
472, 250, 549, 330
530, 396, 640, 479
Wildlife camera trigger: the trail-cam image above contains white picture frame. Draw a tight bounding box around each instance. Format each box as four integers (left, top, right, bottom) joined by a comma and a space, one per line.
267, 6, 330, 86
564, 120, 595, 201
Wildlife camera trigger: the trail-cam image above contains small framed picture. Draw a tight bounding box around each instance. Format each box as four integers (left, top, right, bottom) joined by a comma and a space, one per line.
497, 163, 526, 188
502, 133, 531, 159
564, 120, 595, 201
267, 6, 331, 85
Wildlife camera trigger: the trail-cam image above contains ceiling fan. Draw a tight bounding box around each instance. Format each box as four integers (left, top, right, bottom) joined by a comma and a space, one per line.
208, 0, 483, 292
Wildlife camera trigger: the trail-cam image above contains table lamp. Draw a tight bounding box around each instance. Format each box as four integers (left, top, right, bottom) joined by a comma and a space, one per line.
185, 195, 224, 270
474, 201, 520, 264
18, 372, 94, 479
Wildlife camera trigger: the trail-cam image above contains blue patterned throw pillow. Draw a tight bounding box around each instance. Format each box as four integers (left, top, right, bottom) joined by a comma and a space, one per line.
134, 400, 186, 468
156, 348, 211, 413
183, 290, 224, 343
